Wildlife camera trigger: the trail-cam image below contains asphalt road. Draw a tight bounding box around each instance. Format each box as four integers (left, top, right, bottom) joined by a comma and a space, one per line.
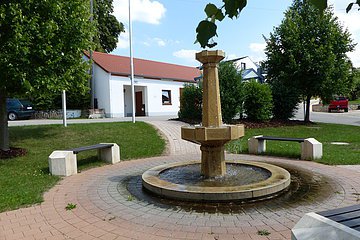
294, 105, 360, 126
7, 107, 360, 127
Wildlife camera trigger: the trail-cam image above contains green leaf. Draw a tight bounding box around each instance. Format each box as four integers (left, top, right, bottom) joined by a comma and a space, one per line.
309, 0, 327, 11
205, 3, 218, 18
215, 10, 225, 21
223, 0, 247, 19
346, 3, 354, 13
195, 20, 217, 48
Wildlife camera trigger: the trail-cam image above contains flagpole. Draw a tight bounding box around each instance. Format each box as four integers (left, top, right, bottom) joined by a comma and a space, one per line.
129, 0, 136, 123
90, 0, 95, 109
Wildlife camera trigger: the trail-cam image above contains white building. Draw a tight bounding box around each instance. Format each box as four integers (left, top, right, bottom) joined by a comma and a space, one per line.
88, 52, 200, 117
228, 56, 266, 83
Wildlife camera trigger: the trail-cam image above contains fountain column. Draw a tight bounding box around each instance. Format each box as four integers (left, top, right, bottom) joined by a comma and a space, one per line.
181, 50, 245, 178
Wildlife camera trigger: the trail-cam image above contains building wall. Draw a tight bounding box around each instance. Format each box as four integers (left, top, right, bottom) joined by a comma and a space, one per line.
98, 74, 189, 117
234, 57, 258, 71
141, 78, 184, 116
93, 65, 111, 115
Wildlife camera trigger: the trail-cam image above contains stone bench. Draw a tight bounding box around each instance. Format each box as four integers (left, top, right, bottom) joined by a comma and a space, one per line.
248, 135, 322, 160
48, 143, 120, 176
292, 205, 360, 239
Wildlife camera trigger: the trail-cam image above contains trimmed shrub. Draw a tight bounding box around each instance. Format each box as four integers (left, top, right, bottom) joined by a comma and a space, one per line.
243, 81, 273, 121
218, 62, 244, 123
178, 84, 202, 122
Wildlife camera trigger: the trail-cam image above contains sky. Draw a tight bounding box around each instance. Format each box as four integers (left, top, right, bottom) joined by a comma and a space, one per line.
111, 0, 360, 68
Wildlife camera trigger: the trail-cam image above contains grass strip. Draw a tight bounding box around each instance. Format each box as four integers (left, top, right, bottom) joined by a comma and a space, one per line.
226, 123, 360, 165
0, 122, 165, 212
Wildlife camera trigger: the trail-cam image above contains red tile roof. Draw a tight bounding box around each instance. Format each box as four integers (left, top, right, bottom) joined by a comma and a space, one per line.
89, 51, 199, 83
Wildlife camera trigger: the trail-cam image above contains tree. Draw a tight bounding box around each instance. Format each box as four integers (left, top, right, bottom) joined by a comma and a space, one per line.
218, 62, 243, 123
265, 0, 354, 122
25, 0, 123, 110
0, 1, 95, 151
93, 0, 124, 53
195, 0, 359, 48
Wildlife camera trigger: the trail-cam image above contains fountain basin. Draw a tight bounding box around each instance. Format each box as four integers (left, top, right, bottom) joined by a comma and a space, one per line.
142, 160, 291, 202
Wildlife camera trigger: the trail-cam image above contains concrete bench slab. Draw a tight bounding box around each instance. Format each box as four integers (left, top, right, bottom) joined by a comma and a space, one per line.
292, 212, 360, 240
248, 135, 322, 160
49, 143, 120, 176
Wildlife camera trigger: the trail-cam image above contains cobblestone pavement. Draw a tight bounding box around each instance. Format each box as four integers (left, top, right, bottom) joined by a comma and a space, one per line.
1, 120, 360, 240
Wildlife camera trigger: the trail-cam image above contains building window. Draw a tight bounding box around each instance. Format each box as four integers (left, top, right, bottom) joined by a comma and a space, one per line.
241, 62, 246, 70
162, 90, 172, 105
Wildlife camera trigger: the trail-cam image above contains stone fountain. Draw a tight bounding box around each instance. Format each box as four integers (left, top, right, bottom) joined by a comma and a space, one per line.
142, 50, 290, 202
181, 50, 243, 178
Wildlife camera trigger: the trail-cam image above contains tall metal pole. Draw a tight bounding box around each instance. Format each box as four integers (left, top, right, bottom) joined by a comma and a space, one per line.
129, 0, 136, 123
62, 90, 67, 127
90, 0, 95, 109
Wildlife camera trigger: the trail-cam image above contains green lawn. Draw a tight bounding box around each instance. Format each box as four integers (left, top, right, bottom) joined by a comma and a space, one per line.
349, 99, 360, 105
226, 123, 360, 165
0, 122, 165, 212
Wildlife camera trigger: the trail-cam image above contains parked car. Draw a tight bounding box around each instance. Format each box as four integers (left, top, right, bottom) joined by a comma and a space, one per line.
6, 98, 35, 120
328, 96, 349, 112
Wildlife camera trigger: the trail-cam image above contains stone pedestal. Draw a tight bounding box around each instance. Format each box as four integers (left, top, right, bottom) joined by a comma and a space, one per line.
48, 151, 77, 176
182, 125, 244, 177
200, 145, 225, 177
248, 135, 266, 154
99, 143, 121, 164
301, 138, 323, 160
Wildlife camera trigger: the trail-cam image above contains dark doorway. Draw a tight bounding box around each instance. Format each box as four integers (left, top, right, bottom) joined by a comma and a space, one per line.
135, 91, 145, 116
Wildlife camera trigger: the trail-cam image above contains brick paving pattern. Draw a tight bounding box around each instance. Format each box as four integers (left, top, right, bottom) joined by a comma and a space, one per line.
1, 119, 360, 240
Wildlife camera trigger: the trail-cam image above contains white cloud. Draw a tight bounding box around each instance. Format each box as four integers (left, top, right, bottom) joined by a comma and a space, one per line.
141, 37, 168, 47
249, 43, 266, 53
117, 29, 129, 49
113, 0, 166, 25
173, 49, 198, 63
329, 0, 360, 67
248, 42, 266, 62
153, 37, 166, 47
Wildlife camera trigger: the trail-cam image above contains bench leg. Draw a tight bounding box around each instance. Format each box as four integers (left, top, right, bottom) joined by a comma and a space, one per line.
301, 138, 323, 160
48, 151, 77, 176
98, 143, 120, 164
248, 135, 266, 154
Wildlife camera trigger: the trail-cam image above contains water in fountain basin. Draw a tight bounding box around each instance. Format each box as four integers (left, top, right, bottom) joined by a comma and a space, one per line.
159, 163, 271, 187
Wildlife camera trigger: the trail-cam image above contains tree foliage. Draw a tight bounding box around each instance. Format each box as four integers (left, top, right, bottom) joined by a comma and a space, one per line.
265, 0, 354, 122
178, 84, 202, 122
270, 80, 300, 120
196, 0, 359, 48
349, 67, 360, 100
218, 61, 243, 123
243, 81, 273, 121
93, 0, 124, 53
0, 0, 95, 150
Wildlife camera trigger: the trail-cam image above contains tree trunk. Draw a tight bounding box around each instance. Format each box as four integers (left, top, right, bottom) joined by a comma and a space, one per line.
304, 95, 311, 123
0, 90, 9, 151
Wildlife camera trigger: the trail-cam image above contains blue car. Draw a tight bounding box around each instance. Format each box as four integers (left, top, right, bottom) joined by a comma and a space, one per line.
6, 98, 35, 121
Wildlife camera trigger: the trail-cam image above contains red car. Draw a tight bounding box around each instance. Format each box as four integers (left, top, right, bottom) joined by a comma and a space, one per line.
328, 96, 349, 112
